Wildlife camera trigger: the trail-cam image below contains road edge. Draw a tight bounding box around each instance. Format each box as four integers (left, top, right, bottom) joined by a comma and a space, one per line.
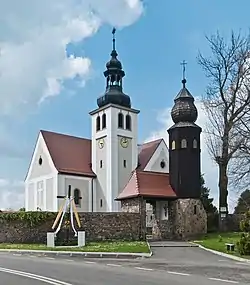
0, 242, 153, 259
190, 242, 250, 263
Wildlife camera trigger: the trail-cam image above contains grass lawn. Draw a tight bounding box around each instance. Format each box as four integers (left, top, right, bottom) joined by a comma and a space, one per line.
193, 232, 250, 259
0, 241, 150, 254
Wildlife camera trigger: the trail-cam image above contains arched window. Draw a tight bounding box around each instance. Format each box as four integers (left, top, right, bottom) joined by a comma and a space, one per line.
118, 113, 124, 128
193, 139, 198, 149
181, 139, 187, 148
74, 188, 81, 206
96, 116, 100, 131
102, 113, 106, 129
125, 114, 131, 130
171, 140, 176, 150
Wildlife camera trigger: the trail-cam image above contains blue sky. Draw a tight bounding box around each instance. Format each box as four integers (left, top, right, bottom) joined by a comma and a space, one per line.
0, 0, 249, 210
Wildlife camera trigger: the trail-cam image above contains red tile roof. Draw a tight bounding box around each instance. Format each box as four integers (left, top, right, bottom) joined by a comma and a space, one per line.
116, 170, 176, 200
41, 130, 95, 177
137, 139, 162, 170
40, 130, 163, 177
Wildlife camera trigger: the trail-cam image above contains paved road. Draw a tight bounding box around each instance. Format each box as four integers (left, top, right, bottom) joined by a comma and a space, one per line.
0, 246, 249, 285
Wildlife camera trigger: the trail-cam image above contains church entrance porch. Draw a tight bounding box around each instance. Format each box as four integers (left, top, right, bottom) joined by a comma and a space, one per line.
145, 199, 174, 241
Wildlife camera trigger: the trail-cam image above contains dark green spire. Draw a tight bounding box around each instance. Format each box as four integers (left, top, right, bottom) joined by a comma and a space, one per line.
97, 28, 131, 109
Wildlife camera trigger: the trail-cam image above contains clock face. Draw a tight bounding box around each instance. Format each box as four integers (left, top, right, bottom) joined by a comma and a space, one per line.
98, 138, 104, 149
120, 137, 129, 148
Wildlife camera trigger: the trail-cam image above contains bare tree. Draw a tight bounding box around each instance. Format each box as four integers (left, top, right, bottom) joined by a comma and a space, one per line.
197, 30, 250, 227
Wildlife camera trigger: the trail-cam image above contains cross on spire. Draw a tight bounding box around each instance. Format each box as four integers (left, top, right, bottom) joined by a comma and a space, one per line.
180, 60, 187, 81
112, 27, 116, 51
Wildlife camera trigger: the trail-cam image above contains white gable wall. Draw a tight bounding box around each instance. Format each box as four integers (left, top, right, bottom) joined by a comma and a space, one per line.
144, 139, 169, 173
25, 132, 58, 211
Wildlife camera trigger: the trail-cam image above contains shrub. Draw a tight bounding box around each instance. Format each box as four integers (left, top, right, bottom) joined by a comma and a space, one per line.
237, 211, 250, 255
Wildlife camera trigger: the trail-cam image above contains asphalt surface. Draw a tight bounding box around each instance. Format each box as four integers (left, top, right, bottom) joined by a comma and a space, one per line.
0, 245, 249, 285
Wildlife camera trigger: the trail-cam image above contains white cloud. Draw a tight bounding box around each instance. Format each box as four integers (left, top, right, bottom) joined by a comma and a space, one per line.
0, 0, 144, 115
145, 97, 239, 213
0, 179, 24, 210
0, 0, 144, 210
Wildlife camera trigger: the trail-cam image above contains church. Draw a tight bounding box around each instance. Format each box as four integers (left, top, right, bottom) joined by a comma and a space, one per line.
24, 29, 207, 239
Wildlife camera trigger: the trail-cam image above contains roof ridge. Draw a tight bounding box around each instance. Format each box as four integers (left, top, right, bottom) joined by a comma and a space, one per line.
141, 138, 162, 146
134, 170, 140, 196
41, 129, 90, 141
140, 171, 169, 176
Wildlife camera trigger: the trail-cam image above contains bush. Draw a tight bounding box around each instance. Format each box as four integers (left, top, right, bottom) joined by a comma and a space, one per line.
237, 211, 250, 255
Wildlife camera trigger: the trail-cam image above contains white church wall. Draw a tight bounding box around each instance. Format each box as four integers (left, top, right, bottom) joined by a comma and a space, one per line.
25, 174, 57, 211
144, 140, 169, 173
58, 174, 92, 212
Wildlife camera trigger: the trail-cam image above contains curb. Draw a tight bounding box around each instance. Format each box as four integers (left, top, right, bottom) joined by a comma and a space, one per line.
0, 249, 151, 259
190, 242, 250, 264
146, 240, 153, 256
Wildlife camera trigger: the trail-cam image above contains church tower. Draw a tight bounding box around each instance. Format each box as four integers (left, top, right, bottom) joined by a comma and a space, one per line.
89, 29, 140, 212
167, 65, 202, 198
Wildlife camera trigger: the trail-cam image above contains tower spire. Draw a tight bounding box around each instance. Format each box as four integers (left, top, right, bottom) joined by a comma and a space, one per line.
96, 28, 131, 109
112, 27, 116, 51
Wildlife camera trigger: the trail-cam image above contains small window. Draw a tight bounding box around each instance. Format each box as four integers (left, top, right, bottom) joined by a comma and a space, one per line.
181, 139, 187, 148
125, 114, 131, 130
171, 140, 176, 150
100, 199, 103, 208
194, 205, 197, 215
100, 160, 103, 168
118, 113, 124, 128
193, 139, 198, 149
96, 116, 100, 131
163, 203, 169, 220
102, 113, 106, 129
123, 160, 127, 168
74, 188, 81, 206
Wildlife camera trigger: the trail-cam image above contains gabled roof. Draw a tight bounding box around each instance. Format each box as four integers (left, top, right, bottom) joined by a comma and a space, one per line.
116, 170, 176, 200
137, 139, 162, 170
38, 130, 163, 177
41, 130, 95, 177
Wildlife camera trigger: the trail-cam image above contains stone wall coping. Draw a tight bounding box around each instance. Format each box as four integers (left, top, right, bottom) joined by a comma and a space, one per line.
0, 249, 152, 259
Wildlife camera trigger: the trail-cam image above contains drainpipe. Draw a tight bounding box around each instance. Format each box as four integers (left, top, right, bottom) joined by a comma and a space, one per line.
91, 178, 94, 212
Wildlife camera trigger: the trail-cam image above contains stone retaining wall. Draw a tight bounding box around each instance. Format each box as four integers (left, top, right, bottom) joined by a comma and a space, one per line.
0, 212, 143, 244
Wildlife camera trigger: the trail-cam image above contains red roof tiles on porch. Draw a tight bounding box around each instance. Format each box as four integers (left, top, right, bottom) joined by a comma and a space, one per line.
116, 170, 176, 200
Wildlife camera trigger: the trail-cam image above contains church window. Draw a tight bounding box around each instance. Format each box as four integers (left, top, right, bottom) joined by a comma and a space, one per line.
193, 139, 198, 149
181, 139, 187, 148
160, 160, 166, 169
100, 199, 103, 208
194, 205, 197, 215
163, 203, 169, 220
171, 140, 176, 150
125, 114, 131, 130
100, 160, 103, 168
118, 113, 124, 128
102, 113, 106, 129
96, 116, 100, 131
74, 188, 81, 206
123, 160, 127, 168
38, 156, 42, 165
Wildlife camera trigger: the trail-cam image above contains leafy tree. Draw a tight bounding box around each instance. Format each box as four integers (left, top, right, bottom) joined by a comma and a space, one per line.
234, 189, 250, 214
200, 174, 219, 232
237, 211, 250, 255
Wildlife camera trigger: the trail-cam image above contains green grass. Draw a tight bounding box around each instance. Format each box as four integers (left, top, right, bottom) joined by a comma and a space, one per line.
193, 232, 250, 259
0, 241, 150, 254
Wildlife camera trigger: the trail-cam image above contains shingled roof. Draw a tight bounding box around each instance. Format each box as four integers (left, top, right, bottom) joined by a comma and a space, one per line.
116, 170, 176, 200
41, 130, 162, 176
